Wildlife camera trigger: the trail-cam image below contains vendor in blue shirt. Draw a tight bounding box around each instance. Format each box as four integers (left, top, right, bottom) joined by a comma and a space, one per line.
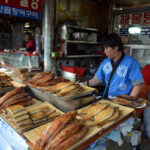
84, 33, 144, 98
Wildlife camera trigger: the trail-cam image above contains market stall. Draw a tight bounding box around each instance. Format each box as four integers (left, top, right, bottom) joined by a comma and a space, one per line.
0, 0, 42, 72
0, 0, 150, 149
0, 70, 147, 150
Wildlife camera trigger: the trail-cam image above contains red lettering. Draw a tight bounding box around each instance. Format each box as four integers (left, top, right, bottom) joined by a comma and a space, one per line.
131, 13, 142, 24
120, 14, 129, 25
144, 12, 150, 24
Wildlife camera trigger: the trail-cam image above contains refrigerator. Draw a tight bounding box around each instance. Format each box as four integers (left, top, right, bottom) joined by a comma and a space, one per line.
124, 44, 150, 69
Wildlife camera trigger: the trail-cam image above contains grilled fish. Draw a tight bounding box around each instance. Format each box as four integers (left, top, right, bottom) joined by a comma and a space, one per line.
34, 111, 77, 150
87, 106, 115, 126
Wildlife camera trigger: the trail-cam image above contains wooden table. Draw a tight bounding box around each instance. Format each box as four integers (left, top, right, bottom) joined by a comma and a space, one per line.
26, 112, 134, 150
9, 81, 147, 149
24, 100, 136, 150
76, 112, 134, 150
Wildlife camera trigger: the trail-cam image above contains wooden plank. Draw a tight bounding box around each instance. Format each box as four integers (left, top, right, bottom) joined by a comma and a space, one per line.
23, 100, 135, 150
11, 81, 25, 88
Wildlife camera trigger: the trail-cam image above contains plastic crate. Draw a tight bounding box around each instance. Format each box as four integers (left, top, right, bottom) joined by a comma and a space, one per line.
61, 66, 85, 78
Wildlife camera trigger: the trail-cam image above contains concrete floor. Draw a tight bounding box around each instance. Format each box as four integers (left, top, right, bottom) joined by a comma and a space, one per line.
141, 133, 150, 150
105, 132, 150, 150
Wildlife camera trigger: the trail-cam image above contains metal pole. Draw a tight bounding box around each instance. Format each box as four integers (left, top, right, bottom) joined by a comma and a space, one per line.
43, 0, 55, 71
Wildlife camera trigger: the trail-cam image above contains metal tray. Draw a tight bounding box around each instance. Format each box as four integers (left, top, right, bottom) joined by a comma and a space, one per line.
26, 85, 100, 112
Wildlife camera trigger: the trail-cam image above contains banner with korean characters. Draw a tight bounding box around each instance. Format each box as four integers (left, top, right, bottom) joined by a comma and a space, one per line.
120, 12, 150, 26
0, 0, 42, 20
119, 12, 150, 38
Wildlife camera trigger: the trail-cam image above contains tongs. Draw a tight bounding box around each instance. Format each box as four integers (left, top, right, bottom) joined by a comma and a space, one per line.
71, 91, 100, 101
117, 95, 143, 103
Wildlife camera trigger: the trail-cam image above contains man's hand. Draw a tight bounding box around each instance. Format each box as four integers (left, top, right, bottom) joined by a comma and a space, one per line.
82, 78, 100, 87
130, 84, 143, 98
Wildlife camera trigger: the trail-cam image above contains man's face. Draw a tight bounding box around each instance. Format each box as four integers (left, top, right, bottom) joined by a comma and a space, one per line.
25, 35, 30, 41
104, 46, 119, 59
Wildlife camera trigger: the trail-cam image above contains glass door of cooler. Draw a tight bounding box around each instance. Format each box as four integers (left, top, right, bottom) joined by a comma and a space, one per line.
124, 44, 150, 69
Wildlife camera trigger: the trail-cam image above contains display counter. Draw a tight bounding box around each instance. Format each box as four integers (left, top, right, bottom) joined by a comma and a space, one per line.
0, 51, 41, 71
0, 78, 147, 150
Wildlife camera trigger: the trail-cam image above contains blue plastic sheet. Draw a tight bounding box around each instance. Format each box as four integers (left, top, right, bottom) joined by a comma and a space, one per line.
0, 117, 28, 150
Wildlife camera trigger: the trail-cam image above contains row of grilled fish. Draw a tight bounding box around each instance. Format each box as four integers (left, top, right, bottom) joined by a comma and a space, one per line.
24, 71, 83, 97
43, 81, 84, 97
78, 102, 120, 127
34, 111, 87, 150
0, 87, 34, 113
4, 103, 60, 132
111, 97, 143, 108
24, 71, 69, 87
0, 74, 14, 92
11, 67, 33, 81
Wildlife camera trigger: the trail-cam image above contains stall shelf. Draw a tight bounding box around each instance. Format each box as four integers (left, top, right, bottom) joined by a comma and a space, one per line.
60, 25, 102, 57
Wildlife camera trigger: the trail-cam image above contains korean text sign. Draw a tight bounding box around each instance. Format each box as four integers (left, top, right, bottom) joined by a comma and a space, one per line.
120, 12, 150, 26
0, 0, 42, 20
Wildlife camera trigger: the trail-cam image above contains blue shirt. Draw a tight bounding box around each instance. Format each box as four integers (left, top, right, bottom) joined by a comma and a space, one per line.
94, 54, 144, 98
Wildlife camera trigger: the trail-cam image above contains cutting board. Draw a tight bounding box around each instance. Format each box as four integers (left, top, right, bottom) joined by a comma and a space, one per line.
23, 100, 135, 150
11, 81, 26, 88
0, 101, 63, 134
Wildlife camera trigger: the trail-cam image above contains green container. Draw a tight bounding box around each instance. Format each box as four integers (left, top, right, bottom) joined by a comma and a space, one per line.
51, 52, 59, 58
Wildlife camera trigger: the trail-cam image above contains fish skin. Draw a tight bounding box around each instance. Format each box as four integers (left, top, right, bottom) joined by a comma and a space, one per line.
86, 106, 115, 127
34, 111, 77, 150
44, 120, 84, 150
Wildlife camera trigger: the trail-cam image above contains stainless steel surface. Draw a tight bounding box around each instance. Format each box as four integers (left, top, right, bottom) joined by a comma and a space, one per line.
60, 24, 67, 40
43, 0, 55, 71
66, 55, 102, 58
66, 40, 100, 44
67, 25, 100, 32
28, 86, 98, 112
35, 27, 41, 53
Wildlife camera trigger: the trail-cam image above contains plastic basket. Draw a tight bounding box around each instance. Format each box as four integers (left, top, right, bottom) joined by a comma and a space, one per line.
61, 66, 85, 78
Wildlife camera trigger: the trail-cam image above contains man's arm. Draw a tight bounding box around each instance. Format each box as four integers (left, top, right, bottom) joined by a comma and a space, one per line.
82, 78, 101, 87
130, 84, 143, 98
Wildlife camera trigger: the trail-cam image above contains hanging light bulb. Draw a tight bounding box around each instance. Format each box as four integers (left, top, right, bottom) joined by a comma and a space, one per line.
24, 22, 30, 28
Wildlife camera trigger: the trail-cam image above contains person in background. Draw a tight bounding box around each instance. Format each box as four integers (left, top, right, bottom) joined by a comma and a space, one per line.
83, 33, 144, 98
138, 64, 150, 99
24, 32, 36, 53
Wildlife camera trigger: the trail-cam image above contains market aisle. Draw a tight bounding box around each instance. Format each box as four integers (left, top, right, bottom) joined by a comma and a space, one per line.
141, 133, 150, 150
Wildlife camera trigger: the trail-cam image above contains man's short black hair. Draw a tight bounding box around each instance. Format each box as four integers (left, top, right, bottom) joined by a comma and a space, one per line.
102, 33, 123, 52
25, 32, 32, 36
